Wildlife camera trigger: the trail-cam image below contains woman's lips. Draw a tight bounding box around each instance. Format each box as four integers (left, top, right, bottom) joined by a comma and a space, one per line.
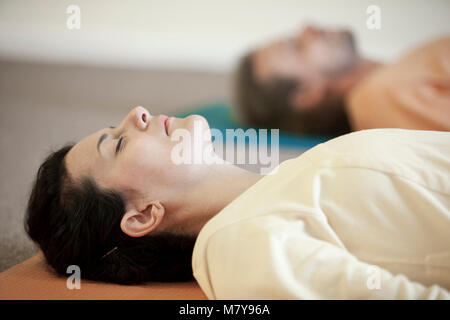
165, 117, 174, 135
160, 115, 168, 135
160, 115, 173, 135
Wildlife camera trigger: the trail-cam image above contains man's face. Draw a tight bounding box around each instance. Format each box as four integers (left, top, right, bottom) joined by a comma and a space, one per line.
253, 25, 358, 84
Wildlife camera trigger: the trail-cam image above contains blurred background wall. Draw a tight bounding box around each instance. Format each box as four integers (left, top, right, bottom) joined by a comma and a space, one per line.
0, 0, 449, 272
1, 0, 450, 71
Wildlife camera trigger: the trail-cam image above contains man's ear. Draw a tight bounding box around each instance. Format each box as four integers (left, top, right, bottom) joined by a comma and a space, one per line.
120, 201, 165, 237
289, 77, 327, 112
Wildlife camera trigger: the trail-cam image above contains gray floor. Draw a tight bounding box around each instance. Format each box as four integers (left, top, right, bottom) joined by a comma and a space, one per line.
0, 60, 304, 272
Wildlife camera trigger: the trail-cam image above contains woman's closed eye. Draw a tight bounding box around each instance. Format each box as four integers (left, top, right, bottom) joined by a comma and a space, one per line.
115, 137, 124, 154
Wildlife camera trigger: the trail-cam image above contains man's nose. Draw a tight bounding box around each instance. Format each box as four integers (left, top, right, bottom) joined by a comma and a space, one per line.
303, 25, 317, 38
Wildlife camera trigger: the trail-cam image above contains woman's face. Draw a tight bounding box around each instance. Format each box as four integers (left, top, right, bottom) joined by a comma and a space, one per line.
65, 106, 212, 207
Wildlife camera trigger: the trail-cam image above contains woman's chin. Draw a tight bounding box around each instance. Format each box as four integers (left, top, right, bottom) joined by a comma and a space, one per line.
186, 114, 213, 143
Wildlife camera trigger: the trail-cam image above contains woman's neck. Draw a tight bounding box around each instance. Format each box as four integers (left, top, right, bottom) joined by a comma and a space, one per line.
162, 161, 263, 236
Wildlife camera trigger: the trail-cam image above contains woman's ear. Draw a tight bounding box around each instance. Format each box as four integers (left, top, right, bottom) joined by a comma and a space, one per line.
120, 201, 165, 237
289, 76, 327, 112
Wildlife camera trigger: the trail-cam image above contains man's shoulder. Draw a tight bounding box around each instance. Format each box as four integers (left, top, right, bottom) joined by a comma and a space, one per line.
405, 36, 450, 57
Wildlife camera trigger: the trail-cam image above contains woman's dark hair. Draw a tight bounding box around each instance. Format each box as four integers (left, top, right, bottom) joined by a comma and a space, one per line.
25, 144, 197, 284
234, 53, 351, 136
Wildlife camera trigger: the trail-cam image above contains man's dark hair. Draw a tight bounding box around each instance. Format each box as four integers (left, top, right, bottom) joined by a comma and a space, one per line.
234, 53, 351, 136
25, 144, 197, 285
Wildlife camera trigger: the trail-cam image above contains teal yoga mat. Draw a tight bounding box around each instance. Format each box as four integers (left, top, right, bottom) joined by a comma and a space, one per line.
174, 102, 331, 150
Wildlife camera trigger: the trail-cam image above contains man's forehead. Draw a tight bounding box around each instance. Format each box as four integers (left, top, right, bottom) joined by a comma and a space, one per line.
253, 39, 296, 83
253, 45, 278, 83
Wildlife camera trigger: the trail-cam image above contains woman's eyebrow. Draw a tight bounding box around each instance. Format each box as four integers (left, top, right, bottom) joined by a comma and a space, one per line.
97, 133, 109, 154
97, 127, 116, 154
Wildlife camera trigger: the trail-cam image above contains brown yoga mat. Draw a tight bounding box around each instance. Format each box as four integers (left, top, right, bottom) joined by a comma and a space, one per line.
0, 252, 207, 300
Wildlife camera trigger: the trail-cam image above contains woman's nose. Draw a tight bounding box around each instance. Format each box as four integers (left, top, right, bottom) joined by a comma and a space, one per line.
123, 106, 151, 131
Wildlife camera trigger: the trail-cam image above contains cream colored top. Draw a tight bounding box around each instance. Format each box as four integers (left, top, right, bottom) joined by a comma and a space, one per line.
346, 37, 450, 131
192, 129, 450, 299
